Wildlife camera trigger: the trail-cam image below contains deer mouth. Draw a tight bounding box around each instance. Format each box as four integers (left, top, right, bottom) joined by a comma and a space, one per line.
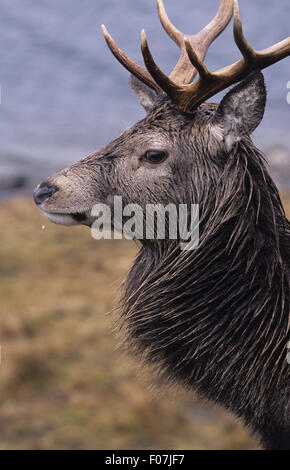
33, 183, 93, 226
41, 208, 90, 226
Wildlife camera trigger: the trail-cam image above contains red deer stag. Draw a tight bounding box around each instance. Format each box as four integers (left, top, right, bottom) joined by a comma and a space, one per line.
33, 0, 290, 450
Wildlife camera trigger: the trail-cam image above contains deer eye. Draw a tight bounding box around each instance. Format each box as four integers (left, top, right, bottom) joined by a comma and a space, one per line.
143, 150, 168, 164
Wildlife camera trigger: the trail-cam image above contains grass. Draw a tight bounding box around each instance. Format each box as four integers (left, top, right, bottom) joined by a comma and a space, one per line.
0, 195, 289, 449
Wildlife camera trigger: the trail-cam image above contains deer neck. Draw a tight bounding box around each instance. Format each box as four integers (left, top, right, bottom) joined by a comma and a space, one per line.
120, 142, 290, 445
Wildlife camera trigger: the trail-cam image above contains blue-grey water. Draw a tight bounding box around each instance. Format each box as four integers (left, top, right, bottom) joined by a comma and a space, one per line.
0, 0, 289, 197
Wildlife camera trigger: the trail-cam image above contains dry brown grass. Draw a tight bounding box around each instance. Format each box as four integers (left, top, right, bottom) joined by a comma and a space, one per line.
0, 195, 289, 449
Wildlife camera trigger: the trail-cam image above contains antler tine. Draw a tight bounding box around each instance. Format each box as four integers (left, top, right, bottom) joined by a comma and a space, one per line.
232, 0, 256, 63
156, 0, 182, 46
232, 0, 289, 66
141, 29, 181, 96
157, 0, 234, 84
184, 37, 213, 82
101, 25, 161, 92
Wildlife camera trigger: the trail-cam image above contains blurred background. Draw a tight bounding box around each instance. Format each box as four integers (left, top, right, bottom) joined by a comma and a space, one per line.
0, 0, 289, 449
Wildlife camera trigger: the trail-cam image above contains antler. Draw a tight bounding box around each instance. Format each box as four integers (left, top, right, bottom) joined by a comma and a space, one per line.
169, 0, 290, 110
102, 0, 233, 92
102, 0, 290, 112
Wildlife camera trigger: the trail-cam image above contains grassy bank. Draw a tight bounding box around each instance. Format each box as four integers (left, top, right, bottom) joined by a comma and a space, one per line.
0, 195, 289, 449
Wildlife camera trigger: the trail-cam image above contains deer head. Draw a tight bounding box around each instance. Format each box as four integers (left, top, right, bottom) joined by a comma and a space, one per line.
33, 0, 289, 230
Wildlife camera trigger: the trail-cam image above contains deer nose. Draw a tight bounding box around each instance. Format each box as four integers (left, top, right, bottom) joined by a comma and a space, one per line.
33, 183, 58, 206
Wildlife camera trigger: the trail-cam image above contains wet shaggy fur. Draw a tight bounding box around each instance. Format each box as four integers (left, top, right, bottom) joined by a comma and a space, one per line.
121, 137, 290, 450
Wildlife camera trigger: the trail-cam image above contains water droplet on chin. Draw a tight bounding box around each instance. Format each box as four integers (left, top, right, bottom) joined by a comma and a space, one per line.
41, 225, 46, 230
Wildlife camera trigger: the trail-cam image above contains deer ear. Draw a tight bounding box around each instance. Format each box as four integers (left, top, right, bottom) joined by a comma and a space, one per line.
129, 75, 157, 113
212, 72, 266, 151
